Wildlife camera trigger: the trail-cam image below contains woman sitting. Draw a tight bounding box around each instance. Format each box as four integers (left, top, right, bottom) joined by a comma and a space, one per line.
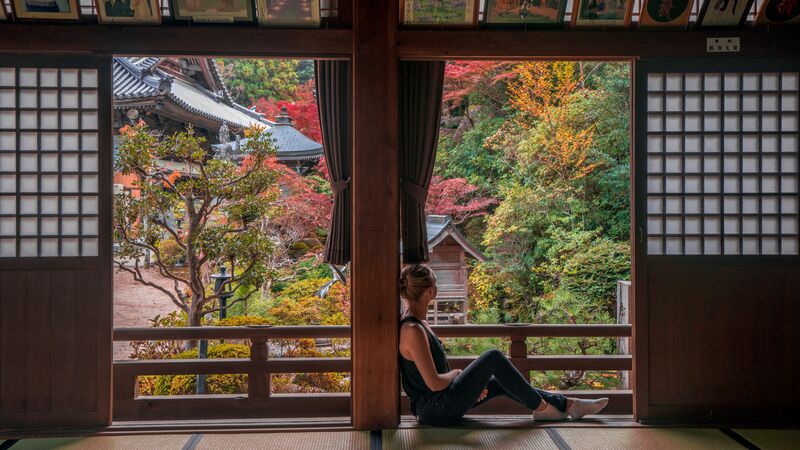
398, 263, 609, 426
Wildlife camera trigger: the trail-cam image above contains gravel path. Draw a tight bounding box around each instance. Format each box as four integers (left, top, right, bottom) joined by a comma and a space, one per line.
113, 268, 181, 360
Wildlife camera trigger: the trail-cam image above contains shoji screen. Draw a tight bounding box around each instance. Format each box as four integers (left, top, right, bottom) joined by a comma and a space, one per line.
634, 60, 800, 422
644, 70, 799, 256
0, 56, 112, 428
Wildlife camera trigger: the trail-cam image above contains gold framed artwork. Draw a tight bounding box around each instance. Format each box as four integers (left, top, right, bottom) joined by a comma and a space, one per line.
169, 0, 256, 23
400, 0, 478, 27
756, 0, 800, 26
696, 0, 755, 27
95, 0, 162, 23
485, 0, 569, 28
257, 0, 320, 27
11, 0, 81, 20
639, 0, 694, 28
571, 0, 633, 27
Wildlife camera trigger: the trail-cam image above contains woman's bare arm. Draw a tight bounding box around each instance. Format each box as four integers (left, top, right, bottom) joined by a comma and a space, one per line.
399, 322, 461, 392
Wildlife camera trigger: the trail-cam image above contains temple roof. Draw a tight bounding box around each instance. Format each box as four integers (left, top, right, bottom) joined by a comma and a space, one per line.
113, 57, 267, 130
211, 106, 323, 162
426, 215, 486, 261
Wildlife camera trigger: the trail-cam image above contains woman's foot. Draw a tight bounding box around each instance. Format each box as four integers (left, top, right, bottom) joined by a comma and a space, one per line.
567, 397, 609, 420
532, 401, 568, 421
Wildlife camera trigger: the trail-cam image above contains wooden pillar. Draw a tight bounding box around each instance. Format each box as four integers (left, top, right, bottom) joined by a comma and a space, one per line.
248, 337, 270, 399
351, 0, 400, 430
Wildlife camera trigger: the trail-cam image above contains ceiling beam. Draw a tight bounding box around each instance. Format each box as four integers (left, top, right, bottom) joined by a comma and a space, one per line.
397, 29, 800, 60
0, 25, 352, 58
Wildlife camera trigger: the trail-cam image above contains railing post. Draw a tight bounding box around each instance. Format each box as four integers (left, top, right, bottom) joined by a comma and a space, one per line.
248, 337, 270, 399
509, 334, 530, 382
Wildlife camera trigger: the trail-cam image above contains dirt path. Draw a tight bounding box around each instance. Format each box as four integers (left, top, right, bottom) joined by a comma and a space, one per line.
113, 268, 181, 360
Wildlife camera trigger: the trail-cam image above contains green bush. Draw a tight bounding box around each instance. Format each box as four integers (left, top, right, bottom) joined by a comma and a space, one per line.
153, 343, 250, 396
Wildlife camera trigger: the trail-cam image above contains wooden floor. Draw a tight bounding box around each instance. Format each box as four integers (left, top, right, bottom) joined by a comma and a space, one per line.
1, 417, 799, 449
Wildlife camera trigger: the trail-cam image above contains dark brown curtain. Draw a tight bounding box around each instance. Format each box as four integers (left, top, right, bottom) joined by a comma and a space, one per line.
399, 61, 446, 264
315, 60, 352, 266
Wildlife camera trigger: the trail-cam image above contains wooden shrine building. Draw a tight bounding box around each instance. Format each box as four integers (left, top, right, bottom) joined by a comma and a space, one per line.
425, 215, 486, 324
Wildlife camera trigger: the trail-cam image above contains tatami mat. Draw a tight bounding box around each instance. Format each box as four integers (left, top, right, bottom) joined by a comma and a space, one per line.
558, 428, 740, 450
734, 429, 800, 450
383, 428, 557, 450
11, 434, 191, 449
196, 431, 370, 450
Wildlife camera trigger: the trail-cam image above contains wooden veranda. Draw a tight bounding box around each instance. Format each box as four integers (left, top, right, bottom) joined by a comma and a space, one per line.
0, 0, 799, 439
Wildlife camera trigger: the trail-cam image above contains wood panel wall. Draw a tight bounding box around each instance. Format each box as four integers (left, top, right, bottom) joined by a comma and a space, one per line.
0, 269, 110, 428
638, 263, 800, 422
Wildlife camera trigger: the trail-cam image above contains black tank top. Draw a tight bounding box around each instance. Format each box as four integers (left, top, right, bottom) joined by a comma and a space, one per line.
399, 316, 451, 410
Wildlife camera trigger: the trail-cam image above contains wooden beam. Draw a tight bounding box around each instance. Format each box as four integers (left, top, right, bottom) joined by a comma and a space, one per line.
112, 325, 351, 341
114, 393, 351, 421
400, 390, 633, 416
113, 357, 351, 376
447, 355, 632, 371
432, 324, 631, 338
0, 25, 352, 58
397, 29, 800, 60
350, 0, 399, 431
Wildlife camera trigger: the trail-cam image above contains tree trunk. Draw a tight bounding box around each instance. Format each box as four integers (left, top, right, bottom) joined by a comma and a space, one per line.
185, 303, 203, 350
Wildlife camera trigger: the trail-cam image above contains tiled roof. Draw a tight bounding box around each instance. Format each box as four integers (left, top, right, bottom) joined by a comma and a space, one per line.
112, 57, 266, 130
211, 123, 323, 161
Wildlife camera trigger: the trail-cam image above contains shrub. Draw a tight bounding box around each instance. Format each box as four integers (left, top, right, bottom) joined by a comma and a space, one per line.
152, 343, 250, 396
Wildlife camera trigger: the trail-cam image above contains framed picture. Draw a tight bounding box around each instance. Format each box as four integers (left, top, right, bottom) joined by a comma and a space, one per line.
169, 0, 256, 23
485, 0, 568, 27
755, 0, 800, 26
400, 0, 478, 27
696, 0, 755, 27
257, 0, 320, 27
95, 0, 161, 23
571, 0, 633, 27
11, 0, 81, 20
639, 0, 693, 28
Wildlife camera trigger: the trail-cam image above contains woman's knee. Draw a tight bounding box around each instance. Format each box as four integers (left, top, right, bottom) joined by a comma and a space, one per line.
483, 348, 505, 360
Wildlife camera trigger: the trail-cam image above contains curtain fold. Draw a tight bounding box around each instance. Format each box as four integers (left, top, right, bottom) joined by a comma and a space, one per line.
399, 61, 446, 264
315, 60, 353, 266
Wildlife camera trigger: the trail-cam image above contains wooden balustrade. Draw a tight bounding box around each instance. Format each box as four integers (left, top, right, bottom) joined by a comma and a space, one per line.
112, 324, 632, 421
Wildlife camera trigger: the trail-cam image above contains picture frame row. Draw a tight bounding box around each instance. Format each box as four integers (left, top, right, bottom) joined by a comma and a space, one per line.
1, 0, 798, 27
399, 0, 800, 28
0, 0, 323, 26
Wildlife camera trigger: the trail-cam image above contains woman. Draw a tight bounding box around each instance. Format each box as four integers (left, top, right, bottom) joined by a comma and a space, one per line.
399, 263, 609, 426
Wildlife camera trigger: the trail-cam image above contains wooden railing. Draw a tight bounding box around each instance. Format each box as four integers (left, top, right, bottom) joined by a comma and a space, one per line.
112, 324, 631, 421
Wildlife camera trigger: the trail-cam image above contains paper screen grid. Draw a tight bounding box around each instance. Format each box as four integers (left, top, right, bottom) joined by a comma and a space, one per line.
0, 67, 100, 257
646, 72, 800, 256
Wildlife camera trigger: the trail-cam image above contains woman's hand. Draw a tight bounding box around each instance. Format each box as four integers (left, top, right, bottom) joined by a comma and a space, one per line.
477, 388, 489, 402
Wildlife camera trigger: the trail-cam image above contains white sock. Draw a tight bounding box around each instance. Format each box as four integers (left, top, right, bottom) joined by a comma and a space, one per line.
532, 402, 568, 421
568, 398, 609, 420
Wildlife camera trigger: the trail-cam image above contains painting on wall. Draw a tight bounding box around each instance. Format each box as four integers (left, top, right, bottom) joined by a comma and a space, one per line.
258, 0, 320, 26
571, 0, 633, 27
485, 0, 568, 27
96, 0, 161, 23
756, 0, 800, 25
696, 0, 755, 27
401, 0, 478, 26
639, 0, 694, 28
11, 0, 81, 20
170, 0, 256, 23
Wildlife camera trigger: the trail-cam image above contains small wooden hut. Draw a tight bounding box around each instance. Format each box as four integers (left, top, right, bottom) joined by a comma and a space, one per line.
425, 215, 486, 324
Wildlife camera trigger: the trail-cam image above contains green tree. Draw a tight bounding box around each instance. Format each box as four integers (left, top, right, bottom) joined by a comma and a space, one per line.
113, 123, 278, 332
217, 59, 303, 105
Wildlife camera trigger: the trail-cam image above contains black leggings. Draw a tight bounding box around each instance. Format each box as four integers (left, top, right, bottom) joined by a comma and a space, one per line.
416, 349, 568, 426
